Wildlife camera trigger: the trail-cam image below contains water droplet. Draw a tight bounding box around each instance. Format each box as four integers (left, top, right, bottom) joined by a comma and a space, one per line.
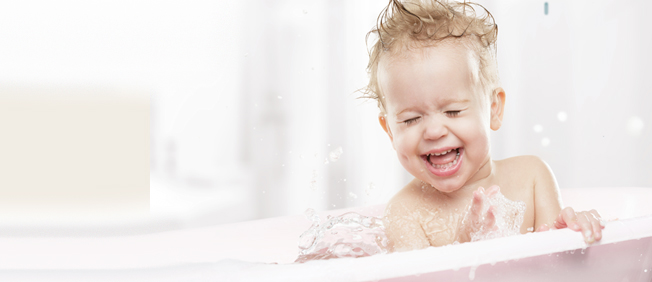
533, 124, 543, 133
469, 265, 478, 280
557, 111, 567, 122
365, 182, 375, 196
310, 170, 317, 190
348, 192, 357, 199
329, 146, 343, 162
541, 137, 551, 147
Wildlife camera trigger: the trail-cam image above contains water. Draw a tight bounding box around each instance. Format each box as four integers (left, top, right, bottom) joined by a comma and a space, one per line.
329, 146, 343, 162
468, 190, 526, 242
295, 188, 526, 263
295, 209, 389, 263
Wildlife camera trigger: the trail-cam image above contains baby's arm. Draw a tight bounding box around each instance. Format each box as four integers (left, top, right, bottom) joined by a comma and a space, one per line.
383, 199, 430, 252
531, 156, 604, 243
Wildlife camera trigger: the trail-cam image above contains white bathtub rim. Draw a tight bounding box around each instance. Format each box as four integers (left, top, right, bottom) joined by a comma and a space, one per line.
231, 214, 652, 282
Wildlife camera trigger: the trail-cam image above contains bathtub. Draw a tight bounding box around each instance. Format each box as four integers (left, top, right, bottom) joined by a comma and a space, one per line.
0, 187, 651, 281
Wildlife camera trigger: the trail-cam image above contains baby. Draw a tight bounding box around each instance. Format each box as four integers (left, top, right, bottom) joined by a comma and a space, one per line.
362, 0, 604, 252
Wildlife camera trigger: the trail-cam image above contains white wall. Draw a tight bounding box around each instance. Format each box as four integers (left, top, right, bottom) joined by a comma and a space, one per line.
491, 0, 652, 189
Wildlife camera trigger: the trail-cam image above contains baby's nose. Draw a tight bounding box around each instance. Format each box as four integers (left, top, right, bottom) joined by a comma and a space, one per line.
423, 118, 448, 140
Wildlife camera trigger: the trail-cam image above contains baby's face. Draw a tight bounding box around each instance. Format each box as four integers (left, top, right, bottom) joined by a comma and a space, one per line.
377, 43, 496, 193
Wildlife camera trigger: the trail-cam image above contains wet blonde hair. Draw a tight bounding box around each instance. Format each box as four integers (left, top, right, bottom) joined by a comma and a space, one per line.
362, 0, 499, 113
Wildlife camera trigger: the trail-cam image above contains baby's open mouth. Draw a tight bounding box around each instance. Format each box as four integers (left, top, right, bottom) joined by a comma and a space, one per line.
424, 148, 460, 169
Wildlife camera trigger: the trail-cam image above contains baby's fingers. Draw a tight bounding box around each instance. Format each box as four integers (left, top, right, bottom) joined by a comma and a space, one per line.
469, 189, 485, 220
536, 224, 550, 232
483, 206, 496, 230
577, 213, 596, 243
588, 210, 603, 242
486, 185, 500, 196
555, 207, 581, 231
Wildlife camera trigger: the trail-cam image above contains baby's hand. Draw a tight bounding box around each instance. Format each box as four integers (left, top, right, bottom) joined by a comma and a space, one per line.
539, 207, 605, 244
457, 186, 500, 242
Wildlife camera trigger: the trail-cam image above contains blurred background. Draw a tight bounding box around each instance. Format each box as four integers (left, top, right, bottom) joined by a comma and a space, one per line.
0, 0, 650, 225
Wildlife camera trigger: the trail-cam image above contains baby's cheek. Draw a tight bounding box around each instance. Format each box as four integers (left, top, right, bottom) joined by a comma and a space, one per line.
393, 136, 416, 168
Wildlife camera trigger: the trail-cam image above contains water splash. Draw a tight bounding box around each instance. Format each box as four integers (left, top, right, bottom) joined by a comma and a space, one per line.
468, 190, 526, 242
295, 210, 389, 263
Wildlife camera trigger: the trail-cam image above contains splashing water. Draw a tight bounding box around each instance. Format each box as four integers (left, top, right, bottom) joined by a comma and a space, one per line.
295, 209, 389, 263
468, 191, 526, 242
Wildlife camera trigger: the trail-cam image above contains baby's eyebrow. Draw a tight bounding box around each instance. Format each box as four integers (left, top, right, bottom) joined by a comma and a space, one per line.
395, 107, 417, 116
443, 98, 471, 104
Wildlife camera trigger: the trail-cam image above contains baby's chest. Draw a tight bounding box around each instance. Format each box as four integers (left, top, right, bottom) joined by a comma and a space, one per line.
418, 209, 462, 246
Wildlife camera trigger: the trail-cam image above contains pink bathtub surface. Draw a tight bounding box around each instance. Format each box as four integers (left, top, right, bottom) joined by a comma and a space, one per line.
0, 187, 651, 282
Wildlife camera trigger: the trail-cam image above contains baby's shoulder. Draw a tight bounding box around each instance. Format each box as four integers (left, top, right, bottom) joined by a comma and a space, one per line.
384, 181, 424, 217
495, 155, 554, 183
497, 155, 548, 168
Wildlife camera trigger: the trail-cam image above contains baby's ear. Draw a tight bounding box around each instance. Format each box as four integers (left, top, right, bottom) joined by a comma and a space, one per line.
378, 113, 394, 142
490, 88, 506, 131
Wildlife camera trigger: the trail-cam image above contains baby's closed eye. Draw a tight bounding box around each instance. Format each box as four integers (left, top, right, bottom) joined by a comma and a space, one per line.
403, 117, 421, 125
445, 110, 460, 117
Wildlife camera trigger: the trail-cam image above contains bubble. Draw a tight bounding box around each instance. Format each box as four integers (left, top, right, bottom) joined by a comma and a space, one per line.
541, 137, 551, 147
533, 124, 543, 133
302, 9, 307, 14
527, 227, 534, 232
277, 96, 283, 99
557, 111, 568, 122
626, 116, 645, 136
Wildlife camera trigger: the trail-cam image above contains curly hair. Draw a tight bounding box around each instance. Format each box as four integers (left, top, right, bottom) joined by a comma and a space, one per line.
361, 0, 499, 112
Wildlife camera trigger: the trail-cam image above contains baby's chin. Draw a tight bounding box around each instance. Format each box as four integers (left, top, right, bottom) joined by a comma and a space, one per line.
415, 178, 465, 194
